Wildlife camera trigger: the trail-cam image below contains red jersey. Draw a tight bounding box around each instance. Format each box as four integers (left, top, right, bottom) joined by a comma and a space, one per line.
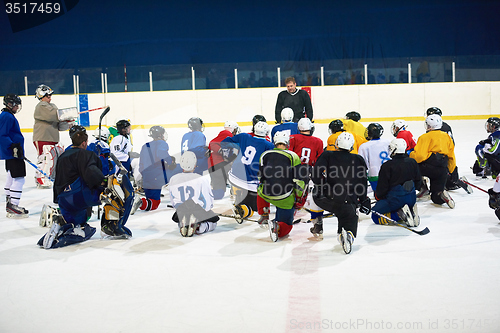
289, 133, 324, 166
397, 130, 416, 151
248, 132, 271, 142
208, 129, 233, 167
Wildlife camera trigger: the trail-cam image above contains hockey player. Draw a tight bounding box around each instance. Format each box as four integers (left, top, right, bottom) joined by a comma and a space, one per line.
181, 117, 209, 175
288, 118, 324, 226
358, 123, 391, 191
37, 131, 104, 249
270, 108, 299, 140
169, 151, 219, 237
410, 114, 456, 208
110, 119, 134, 173
326, 119, 366, 154
208, 121, 240, 200
342, 111, 366, 139
0, 94, 28, 218
33, 84, 65, 188
221, 121, 274, 223
258, 132, 306, 242
249, 115, 271, 141
474, 117, 500, 179
87, 127, 117, 176
372, 138, 421, 227
311, 132, 370, 254
391, 119, 416, 153
275, 77, 313, 123
133, 126, 178, 213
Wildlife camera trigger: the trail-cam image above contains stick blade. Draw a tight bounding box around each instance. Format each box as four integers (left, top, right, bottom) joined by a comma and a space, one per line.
415, 227, 430, 235
99, 106, 111, 122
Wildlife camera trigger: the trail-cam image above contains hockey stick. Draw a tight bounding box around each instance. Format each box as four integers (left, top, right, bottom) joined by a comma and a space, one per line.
109, 152, 129, 175
78, 106, 109, 115
24, 157, 54, 182
98, 106, 111, 144
218, 213, 260, 223
372, 210, 430, 235
461, 179, 488, 194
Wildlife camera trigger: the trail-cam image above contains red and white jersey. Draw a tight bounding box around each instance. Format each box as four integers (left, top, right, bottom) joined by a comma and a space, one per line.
289, 133, 324, 166
248, 132, 271, 142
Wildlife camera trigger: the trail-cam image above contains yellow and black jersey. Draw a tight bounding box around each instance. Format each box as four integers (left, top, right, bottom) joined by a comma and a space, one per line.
410, 130, 456, 173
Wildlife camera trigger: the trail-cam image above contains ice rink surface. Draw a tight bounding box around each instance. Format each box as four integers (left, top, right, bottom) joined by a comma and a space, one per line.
1, 119, 499, 333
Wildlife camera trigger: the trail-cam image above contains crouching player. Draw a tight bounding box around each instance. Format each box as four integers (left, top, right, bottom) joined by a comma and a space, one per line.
258, 132, 307, 242
371, 139, 421, 227
169, 152, 219, 237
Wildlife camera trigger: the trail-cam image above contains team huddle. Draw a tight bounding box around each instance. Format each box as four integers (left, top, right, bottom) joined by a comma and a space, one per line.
2, 83, 500, 254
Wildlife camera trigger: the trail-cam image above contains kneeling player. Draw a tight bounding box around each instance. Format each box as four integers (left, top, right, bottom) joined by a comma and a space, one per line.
169, 152, 219, 237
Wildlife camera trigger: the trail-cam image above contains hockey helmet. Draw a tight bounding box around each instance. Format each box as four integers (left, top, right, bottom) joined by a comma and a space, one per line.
335, 132, 355, 151
69, 125, 86, 138
224, 121, 240, 135
328, 119, 344, 135
389, 138, 407, 157
391, 119, 407, 137
273, 131, 290, 147
345, 111, 361, 122
149, 125, 167, 140
252, 114, 267, 126
485, 117, 500, 133
281, 108, 294, 123
425, 114, 442, 131
3, 94, 22, 113
426, 107, 442, 117
297, 118, 312, 131
188, 117, 204, 132
93, 127, 110, 141
253, 121, 270, 137
180, 151, 197, 172
365, 123, 384, 140
35, 84, 53, 100
116, 119, 131, 134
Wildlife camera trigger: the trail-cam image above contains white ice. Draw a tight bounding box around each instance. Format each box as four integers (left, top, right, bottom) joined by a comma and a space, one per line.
0, 120, 499, 333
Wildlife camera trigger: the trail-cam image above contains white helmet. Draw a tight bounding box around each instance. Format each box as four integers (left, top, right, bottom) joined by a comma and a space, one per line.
180, 151, 197, 172
281, 108, 294, 122
297, 118, 312, 131
253, 121, 270, 137
389, 138, 407, 157
391, 119, 407, 137
35, 84, 53, 100
425, 114, 442, 131
93, 127, 110, 141
335, 132, 355, 151
224, 121, 240, 134
273, 131, 290, 146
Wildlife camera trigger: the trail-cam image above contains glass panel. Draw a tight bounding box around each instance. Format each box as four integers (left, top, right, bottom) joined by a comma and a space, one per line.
455, 55, 500, 82
78, 67, 104, 94
366, 57, 410, 84
411, 56, 453, 83
323, 58, 365, 85
0, 70, 26, 96
25, 68, 74, 95
151, 64, 192, 91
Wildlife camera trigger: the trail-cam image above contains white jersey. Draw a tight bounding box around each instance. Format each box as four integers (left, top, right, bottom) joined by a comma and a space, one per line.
110, 134, 132, 162
358, 138, 391, 178
169, 172, 214, 211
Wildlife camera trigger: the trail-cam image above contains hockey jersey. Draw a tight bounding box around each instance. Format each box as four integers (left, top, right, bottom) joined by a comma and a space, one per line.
326, 131, 367, 154
396, 130, 416, 152
0, 109, 24, 160
181, 131, 208, 174
410, 130, 456, 173
88, 139, 117, 176
358, 138, 391, 180
221, 133, 274, 191
342, 119, 366, 139
169, 172, 214, 211
110, 134, 133, 162
483, 130, 500, 156
139, 140, 174, 189
208, 129, 233, 168
288, 133, 324, 166
271, 122, 299, 142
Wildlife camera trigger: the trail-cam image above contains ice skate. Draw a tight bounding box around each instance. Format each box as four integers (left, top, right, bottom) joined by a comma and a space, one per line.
310, 216, 323, 237
130, 195, 142, 215
101, 220, 131, 239
338, 228, 354, 254
439, 190, 455, 209
257, 207, 269, 228
397, 204, 414, 227
6, 202, 29, 219
269, 219, 279, 242
232, 204, 251, 224
39, 204, 60, 227
458, 176, 473, 194
416, 176, 430, 199
42, 215, 65, 249
410, 204, 420, 227
179, 214, 197, 237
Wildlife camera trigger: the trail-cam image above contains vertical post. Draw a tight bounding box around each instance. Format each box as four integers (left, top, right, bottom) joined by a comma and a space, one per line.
104, 73, 108, 93
452, 62, 456, 82
234, 68, 238, 89
76, 75, 80, 95
149, 71, 153, 91
277, 67, 281, 87
320, 66, 324, 86
101, 73, 105, 94
124, 64, 128, 92
191, 67, 195, 90
364, 64, 368, 85
408, 63, 412, 83
24, 76, 28, 96
73, 75, 77, 95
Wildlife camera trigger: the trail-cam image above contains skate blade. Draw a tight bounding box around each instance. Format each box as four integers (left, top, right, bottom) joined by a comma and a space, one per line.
100, 231, 131, 240
311, 233, 323, 239
6, 212, 29, 219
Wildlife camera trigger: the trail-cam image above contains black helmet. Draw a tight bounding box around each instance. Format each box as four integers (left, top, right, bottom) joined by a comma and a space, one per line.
116, 119, 131, 135
3, 94, 22, 113
486, 117, 500, 133
69, 125, 86, 138
252, 114, 267, 125
149, 125, 166, 140
328, 119, 344, 135
365, 123, 384, 140
188, 117, 204, 131
345, 111, 361, 122
426, 107, 442, 117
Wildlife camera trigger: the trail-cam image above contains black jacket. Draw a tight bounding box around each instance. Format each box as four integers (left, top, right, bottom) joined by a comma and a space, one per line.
275, 89, 313, 123
375, 153, 422, 200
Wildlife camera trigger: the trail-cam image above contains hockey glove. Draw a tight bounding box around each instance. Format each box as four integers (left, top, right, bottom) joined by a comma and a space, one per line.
488, 188, 500, 210
479, 138, 492, 146
10, 143, 23, 159
204, 146, 211, 158
167, 162, 177, 170
358, 197, 371, 215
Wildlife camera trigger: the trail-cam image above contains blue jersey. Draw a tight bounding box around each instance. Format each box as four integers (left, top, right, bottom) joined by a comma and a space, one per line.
222, 133, 274, 191
139, 140, 173, 189
88, 140, 117, 176
0, 110, 24, 160
271, 122, 299, 142
484, 130, 500, 156
181, 131, 208, 174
